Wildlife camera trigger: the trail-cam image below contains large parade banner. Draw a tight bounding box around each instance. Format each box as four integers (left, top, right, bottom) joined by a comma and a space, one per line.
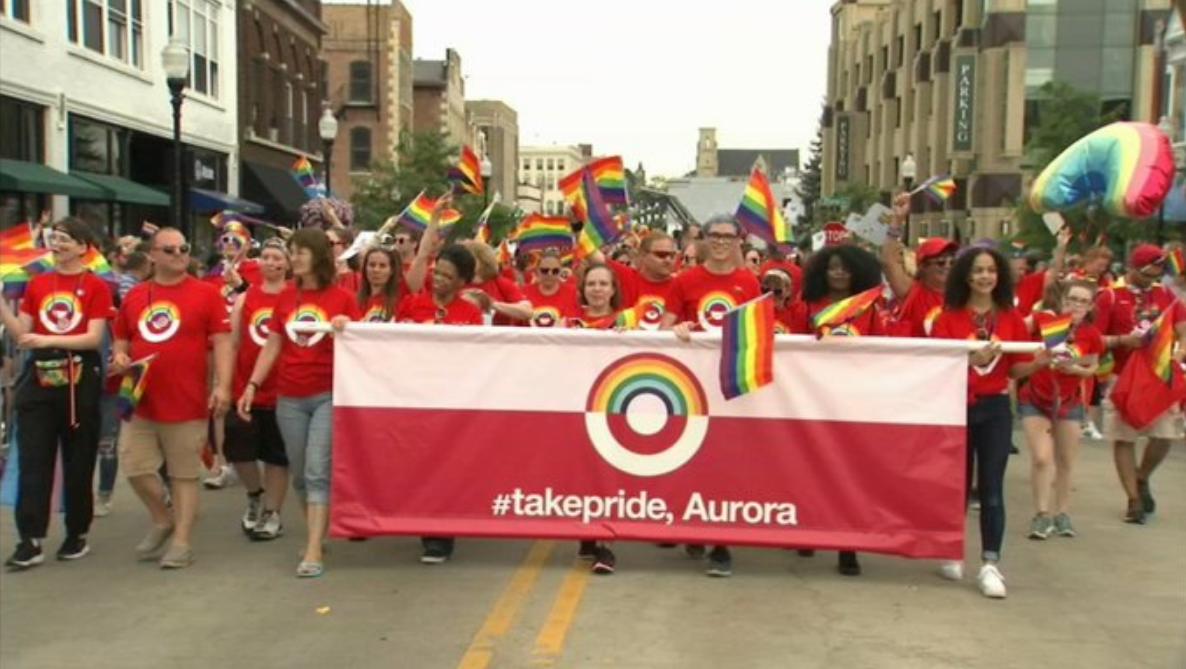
329, 325, 970, 559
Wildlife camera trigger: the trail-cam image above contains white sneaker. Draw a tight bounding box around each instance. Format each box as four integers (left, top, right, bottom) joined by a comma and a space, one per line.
978, 564, 1007, 599
93, 495, 112, 518
1083, 422, 1104, 441
203, 465, 236, 490
939, 560, 964, 581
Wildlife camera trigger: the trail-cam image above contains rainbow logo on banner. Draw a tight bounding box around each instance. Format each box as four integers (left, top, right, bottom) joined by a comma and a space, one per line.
697, 291, 739, 332
285, 304, 329, 347
247, 307, 274, 347
138, 301, 182, 343
584, 353, 709, 477
38, 290, 83, 334
530, 306, 563, 328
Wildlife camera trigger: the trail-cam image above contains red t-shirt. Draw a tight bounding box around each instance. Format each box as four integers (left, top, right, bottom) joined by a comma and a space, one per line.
272, 284, 358, 398
1023, 311, 1105, 408
396, 292, 484, 325
608, 260, 678, 326
20, 271, 112, 339
113, 277, 230, 422
336, 270, 362, 294
793, 296, 887, 336
471, 276, 526, 326
774, 300, 804, 334
666, 266, 762, 331
891, 281, 945, 338
204, 259, 262, 313
233, 285, 283, 407
932, 307, 1031, 404
1095, 280, 1178, 372
522, 282, 579, 328
1014, 271, 1047, 317
566, 307, 618, 330
359, 293, 399, 323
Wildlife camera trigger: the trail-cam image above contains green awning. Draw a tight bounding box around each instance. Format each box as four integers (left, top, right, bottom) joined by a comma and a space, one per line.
72, 171, 170, 206
0, 158, 107, 198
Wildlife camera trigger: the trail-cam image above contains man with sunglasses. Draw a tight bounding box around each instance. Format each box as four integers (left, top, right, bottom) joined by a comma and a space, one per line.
881, 193, 958, 337
1096, 244, 1186, 524
110, 228, 234, 569
591, 232, 680, 329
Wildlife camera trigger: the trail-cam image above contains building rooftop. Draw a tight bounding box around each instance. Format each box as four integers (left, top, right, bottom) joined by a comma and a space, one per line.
413, 60, 446, 86
716, 149, 800, 177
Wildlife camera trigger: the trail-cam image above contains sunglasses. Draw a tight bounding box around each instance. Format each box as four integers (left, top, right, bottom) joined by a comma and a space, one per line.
538, 267, 562, 275
707, 232, 738, 241
651, 250, 677, 260
156, 244, 191, 256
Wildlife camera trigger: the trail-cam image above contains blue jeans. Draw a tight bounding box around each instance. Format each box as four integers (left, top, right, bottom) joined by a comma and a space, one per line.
967, 395, 1013, 562
97, 393, 120, 496
275, 393, 333, 505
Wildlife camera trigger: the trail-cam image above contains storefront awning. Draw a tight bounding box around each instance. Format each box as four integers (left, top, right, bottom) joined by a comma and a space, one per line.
190, 187, 266, 215
72, 171, 170, 206
0, 158, 107, 198
242, 161, 308, 221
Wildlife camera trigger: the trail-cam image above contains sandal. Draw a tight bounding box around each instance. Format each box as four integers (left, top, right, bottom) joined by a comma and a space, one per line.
296, 560, 324, 578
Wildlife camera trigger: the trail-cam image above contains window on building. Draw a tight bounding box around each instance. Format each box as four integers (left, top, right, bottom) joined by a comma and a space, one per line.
880, 46, 888, 72
546, 158, 554, 171
3, 0, 30, 23
350, 127, 372, 170
913, 23, 922, 52
865, 54, 873, 83
169, 1, 219, 97
0, 96, 44, 162
536, 159, 543, 170
68, 0, 143, 67
69, 115, 126, 175
932, 10, 941, 44
557, 160, 565, 172
349, 61, 373, 103
895, 98, 902, 128
284, 82, 293, 145
896, 35, 904, 67
522, 159, 530, 172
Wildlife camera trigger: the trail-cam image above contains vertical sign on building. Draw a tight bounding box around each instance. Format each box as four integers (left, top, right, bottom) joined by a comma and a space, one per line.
952, 55, 976, 153
835, 114, 850, 181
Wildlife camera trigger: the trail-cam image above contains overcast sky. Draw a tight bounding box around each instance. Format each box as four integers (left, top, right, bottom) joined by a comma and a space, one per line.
329, 1, 832, 178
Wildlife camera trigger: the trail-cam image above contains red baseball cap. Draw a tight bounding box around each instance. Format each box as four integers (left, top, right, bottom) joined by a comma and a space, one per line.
1129, 244, 1166, 269
917, 238, 959, 264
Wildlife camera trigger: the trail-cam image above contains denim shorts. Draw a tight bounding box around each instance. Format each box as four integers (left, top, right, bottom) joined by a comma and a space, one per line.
1018, 401, 1084, 423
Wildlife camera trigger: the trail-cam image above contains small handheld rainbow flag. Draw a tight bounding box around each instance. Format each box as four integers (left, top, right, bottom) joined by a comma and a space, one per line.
576, 168, 623, 258
810, 286, 882, 332
448, 145, 485, 196
1145, 309, 1176, 384
588, 156, 627, 206
514, 214, 573, 253
1038, 313, 1074, 349
496, 239, 514, 268
735, 168, 791, 244
396, 192, 461, 232
912, 174, 957, 204
614, 303, 643, 330
0, 222, 37, 253
1, 246, 51, 298
116, 354, 156, 420
558, 169, 586, 222
719, 293, 776, 400
292, 156, 326, 200
1164, 248, 1185, 278
474, 193, 500, 244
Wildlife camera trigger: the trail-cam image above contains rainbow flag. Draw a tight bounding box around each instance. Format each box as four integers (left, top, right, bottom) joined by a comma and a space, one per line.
497, 240, 513, 268
558, 169, 586, 222
396, 192, 461, 232
117, 355, 155, 420
915, 174, 956, 204
1146, 309, 1176, 383
810, 286, 882, 332
588, 156, 627, 206
448, 145, 484, 196
614, 303, 643, 330
719, 293, 776, 400
0, 246, 51, 298
474, 195, 500, 244
1038, 313, 1074, 349
81, 247, 114, 281
735, 168, 791, 244
576, 168, 622, 258
0, 223, 37, 252
292, 156, 326, 199
514, 214, 573, 253
1165, 247, 1185, 278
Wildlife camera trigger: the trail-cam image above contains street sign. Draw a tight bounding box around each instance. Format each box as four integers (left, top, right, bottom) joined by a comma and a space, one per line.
823, 221, 849, 246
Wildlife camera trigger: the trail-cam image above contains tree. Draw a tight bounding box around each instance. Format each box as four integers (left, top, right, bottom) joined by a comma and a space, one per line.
797, 125, 823, 227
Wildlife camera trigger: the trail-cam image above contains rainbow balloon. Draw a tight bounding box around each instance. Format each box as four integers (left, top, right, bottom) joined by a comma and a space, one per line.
1029, 122, 1174, 220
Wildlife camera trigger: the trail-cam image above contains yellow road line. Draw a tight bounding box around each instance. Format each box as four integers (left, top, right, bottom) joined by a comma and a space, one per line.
456, 541, 556, 669
530, 558, 593, 666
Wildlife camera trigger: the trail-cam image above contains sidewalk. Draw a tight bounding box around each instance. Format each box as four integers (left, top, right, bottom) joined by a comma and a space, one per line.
1, 439, 1183, 669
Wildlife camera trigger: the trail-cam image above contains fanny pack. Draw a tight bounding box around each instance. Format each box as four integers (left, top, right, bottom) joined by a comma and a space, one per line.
33, 356, 83, 389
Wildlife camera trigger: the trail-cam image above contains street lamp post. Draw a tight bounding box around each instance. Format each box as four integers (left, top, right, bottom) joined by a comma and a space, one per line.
318, 105, 339, 195
901, 153, 917, 242
161, 38, 190, 235
480, 155, 493, 208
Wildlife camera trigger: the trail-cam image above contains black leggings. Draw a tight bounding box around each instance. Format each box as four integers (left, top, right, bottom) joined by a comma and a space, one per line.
967, 395, 1012, 562
13, 354, 102, 541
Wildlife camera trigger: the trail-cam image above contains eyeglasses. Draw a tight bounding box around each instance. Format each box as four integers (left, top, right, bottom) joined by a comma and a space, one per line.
707, 232, 738, 242
1063, 296, 1093, 306
650, 250, 677, 260
49, 233, 79, 245
156, 244, 191, 256
538, 267, 562, 275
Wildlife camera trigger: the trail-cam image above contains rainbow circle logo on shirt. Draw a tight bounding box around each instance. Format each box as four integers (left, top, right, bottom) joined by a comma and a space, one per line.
636, 297, 666, 331
138, 301, 182, 343
285, 304, 328, 347
584, 353, 709, 477
362, 305, 390, 323
696, 291, 738, 331
38, 290, 83, 334
923, 305, 942, 336
531, 306, 562, 328
247, 307, 274, 347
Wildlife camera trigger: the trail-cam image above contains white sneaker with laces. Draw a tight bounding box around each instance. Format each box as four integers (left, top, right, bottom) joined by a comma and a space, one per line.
978, 564, 1007, 599
203, 465, 236, 490
93, 495, 112, 518
939, 560, 964, 581
1083, 422, 1104, 441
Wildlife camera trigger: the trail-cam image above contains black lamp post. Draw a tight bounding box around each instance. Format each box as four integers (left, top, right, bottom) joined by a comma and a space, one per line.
480, 154, 493, 208
318, 105, 339, 195
901, 152, 917, 241
162, 38, 190, 235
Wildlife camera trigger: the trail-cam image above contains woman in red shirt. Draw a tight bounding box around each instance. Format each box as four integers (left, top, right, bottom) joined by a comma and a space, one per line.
357, 247, 403, 323
568, 264, 622, 330
237, 228, 356, 578
225, 239, 291, 540
462, 241, 532, 325
1019, 280, 1102, 540
760, 268, 802, 334
0, 218, 112, 568
932, 247, 1048, 599
522, 250, 578, 327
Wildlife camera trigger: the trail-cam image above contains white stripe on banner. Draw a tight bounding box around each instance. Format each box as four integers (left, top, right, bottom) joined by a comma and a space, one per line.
333, 324, 969, 427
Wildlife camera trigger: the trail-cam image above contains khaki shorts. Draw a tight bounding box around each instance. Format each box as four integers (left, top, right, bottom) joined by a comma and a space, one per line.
118, 417, 207, 480
1102, 396, 1184, 443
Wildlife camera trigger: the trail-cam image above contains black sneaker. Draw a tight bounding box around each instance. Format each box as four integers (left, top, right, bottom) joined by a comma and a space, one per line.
684, 544, 706, 560
837, 551, 861, 576
420, 538, 453, 564
577, 541, 598, 560
56, 535, 90, 561
705, 546, 732, 577
1138, 479, 1155, 515
591, 546, 616, 575
6, 540, 44, 570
